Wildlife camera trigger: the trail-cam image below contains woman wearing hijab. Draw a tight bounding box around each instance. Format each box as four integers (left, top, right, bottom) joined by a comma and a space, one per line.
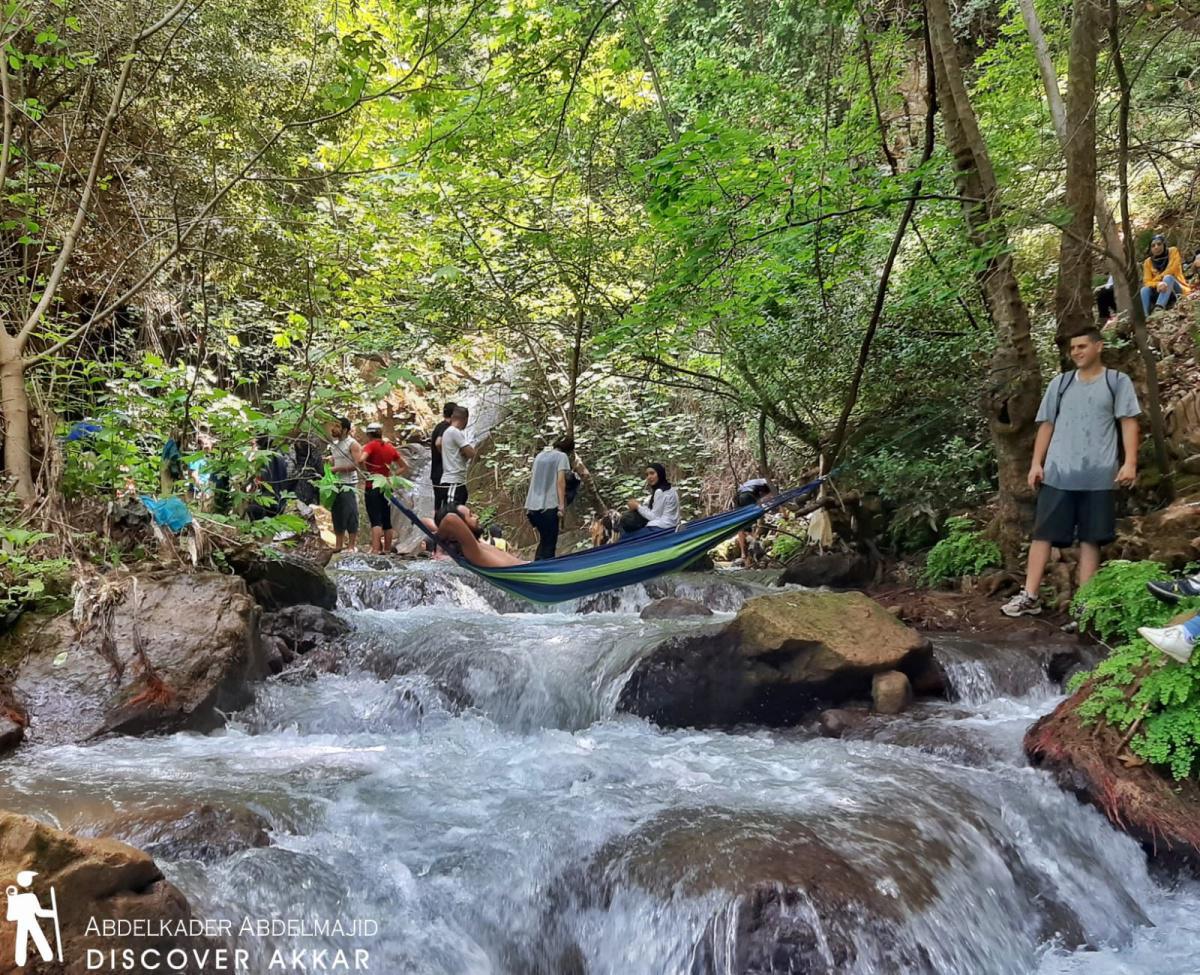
619, 463, 681, 540
1141, 234, 1190, 316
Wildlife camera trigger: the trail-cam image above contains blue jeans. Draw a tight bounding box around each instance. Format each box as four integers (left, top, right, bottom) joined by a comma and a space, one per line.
1141, 274, 1181, 315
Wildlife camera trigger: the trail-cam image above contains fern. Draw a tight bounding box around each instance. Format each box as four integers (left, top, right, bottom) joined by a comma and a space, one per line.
1071, 560, 1200, 778
1071, 560, 1193, 644
921, 516, 1002, 587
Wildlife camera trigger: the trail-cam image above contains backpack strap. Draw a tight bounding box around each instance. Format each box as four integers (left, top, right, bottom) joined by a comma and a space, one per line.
1104, 368, 1118, 413
1054, 370, 1076, 421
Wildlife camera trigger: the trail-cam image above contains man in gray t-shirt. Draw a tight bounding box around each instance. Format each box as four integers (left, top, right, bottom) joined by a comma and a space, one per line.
1002, 327, 1141, 617
524, 436, 575, 560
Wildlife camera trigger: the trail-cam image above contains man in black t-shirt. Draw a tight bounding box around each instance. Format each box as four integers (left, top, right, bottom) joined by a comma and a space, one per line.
429, 401, 457, 512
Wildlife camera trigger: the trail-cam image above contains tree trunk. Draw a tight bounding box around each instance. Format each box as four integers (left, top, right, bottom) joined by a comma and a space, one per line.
1106, 0, 1170, 492
1018, 0, 1129, 318
928, 0, 1044, 559
0, 338, 34, 502
1054, 0, 1101, 349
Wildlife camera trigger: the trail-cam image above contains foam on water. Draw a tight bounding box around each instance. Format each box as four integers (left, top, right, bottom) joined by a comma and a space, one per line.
0, 571, 1193, 974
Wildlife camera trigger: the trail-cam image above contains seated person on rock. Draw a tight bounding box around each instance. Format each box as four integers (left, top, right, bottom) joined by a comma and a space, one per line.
1139, 569, 1200, 664
434, 504, 527, 567
1141, 234, 1190, 317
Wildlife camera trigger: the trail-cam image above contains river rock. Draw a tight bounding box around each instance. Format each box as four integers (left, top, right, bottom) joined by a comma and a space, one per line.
85, 802, 271, 863
777, 551, 873, 589
0, 715, 22, 755
5, 571, 269, 745
1026, 688, 1200, 868
816, 707, 870, 738
225, 546, 337, 610
871, 670, 912, 714
639, 598, 714, 620
619, 590, 931, 727
0, 810, 217, 974
260, 604, 350, 658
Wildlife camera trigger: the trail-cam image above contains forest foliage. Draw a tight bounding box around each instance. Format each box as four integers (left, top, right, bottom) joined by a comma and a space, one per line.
3, 0, 1200, 779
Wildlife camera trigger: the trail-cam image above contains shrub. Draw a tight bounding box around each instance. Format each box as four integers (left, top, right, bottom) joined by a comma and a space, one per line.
920, 516, 1001, 586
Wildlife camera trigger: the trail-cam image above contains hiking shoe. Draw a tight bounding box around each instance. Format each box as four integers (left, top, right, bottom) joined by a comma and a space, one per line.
1138, 624, 1196, 665
1001, 589, 1042, 617
1146, 574, 1200, 604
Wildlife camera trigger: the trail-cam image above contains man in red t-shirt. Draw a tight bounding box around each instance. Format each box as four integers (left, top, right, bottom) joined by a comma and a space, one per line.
361, 422, 408, 553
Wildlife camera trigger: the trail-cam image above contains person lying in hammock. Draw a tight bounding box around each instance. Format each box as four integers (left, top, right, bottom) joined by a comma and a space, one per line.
434, 505, 528, 568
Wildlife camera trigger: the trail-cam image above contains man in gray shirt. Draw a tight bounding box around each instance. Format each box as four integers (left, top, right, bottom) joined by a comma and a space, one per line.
1002, 326, 1141, 617
524, 436, 574, 560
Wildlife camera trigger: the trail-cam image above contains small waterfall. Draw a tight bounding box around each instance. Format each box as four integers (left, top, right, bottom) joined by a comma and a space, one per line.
933, 634, 1058, 704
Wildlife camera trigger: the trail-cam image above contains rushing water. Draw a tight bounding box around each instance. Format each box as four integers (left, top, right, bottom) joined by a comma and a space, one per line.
2, 567, 1198, 974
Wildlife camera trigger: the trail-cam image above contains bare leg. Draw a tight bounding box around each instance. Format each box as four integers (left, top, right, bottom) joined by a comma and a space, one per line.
437, 514, 527, 567
370, 526, 383, 554
1023, 539, 1052, 596
1077, 542, 1101, 588
384, 528, 395, 552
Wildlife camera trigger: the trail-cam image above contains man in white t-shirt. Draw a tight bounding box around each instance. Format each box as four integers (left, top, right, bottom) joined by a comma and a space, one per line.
524, 436, 573, 560
435, 405, 475, 509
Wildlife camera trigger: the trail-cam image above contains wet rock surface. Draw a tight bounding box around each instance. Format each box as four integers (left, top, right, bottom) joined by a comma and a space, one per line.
619, 590, 932, 727
0, 809, 218, 974
543, 800, 1103, 975
260, 604, 350, 667
225, 546, 338, 610
81, 802, 272, 863
639, 598, 714, 620
1027, 687, 1200, 869
4, 572, 268, 745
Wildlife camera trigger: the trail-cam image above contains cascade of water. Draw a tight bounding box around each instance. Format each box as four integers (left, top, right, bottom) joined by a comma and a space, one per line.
1, 574, 1195, 975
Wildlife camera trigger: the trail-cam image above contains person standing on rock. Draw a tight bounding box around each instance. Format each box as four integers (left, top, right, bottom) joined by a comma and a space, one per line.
1001, 327, 1141, 618
361, 422, 407, 554
524, 436, 573, 560
734, 478, 772, 567
328, 417, 363, 553
436, 405, 475, 509
429, 402, 457, 513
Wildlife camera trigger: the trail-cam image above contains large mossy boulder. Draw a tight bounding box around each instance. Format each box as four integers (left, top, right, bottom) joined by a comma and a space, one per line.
1026, 688, 1200, 868
5, 571, 269, 745
0, 810, 217, 974
618, 590, 932, 727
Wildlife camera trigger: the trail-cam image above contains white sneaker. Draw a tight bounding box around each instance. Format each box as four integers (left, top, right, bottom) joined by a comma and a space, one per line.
1001, 589, 1042, 617
1138, 624, 1196, 665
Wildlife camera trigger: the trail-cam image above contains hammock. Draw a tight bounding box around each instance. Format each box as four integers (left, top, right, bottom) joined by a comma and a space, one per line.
388, 477, 825, 604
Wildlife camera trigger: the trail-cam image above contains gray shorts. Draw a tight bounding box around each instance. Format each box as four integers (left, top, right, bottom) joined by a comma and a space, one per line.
331, 489, 359, 535
1032, 485, 1115, 547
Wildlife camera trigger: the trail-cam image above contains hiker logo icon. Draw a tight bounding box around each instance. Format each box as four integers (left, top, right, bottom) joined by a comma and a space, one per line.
4, 870, 63, 965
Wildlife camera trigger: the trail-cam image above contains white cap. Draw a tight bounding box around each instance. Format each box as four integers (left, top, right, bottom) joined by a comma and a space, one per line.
366, 422, 383, 433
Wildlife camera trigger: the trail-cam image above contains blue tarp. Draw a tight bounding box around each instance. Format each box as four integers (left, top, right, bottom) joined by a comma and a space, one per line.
140, 495, 193, 533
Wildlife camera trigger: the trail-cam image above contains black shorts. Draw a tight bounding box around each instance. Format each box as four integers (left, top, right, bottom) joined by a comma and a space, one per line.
331, 488, 359, 535
1032, 486, 1115, 547
443, 483, 468, 508
734, 490, 757, 508
364, 486, 392, 530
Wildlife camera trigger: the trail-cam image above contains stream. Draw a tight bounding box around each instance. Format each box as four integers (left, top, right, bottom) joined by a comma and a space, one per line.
2, 566, 1199, 974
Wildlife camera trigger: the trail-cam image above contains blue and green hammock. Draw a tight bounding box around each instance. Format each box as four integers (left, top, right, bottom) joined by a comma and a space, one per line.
388, 477, 825, 604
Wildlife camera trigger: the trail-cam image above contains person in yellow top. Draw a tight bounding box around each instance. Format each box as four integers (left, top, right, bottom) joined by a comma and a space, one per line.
1141, 233, 1190, 317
